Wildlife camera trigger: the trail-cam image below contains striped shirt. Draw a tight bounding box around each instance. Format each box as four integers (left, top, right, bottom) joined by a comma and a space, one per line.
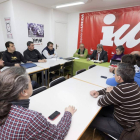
98, 82, 140, 129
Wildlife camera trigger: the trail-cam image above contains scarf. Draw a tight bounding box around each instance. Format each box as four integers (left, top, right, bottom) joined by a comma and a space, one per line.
11, 99, 30, 108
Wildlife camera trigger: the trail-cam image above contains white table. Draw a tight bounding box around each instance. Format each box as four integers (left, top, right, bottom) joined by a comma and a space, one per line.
34, 58, 73, 86
73, 65, 113, 88
35, 58, 70, 69
29, 78, 102, 140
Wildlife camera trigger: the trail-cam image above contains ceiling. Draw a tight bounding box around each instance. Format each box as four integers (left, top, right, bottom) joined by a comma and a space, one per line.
20, 0, 140, 13
0, 0, 8, 4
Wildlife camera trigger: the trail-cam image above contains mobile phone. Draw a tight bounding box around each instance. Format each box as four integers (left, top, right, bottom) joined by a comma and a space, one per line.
101, 76, 107, 79
48, 111, 60, 121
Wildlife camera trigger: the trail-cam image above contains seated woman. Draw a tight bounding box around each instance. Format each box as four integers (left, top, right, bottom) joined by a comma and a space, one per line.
106, 54, 140, 86
0, 67, 76, 139
111, 45, 124, 60
109, 45, 124, 73
73, 44, 88, 59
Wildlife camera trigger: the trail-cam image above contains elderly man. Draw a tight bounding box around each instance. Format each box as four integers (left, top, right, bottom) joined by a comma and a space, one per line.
73, 44, 88, 59
87, 44, 108, 63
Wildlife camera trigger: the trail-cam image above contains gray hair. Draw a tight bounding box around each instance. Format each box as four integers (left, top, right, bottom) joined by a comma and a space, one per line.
116, 63, 135, 82
116, 45, 124, 53
97, 44, 103, 49
0, 66, 29, 125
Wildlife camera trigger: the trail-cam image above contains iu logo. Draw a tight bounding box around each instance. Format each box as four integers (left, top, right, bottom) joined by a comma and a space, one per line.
100, 14, 140, 48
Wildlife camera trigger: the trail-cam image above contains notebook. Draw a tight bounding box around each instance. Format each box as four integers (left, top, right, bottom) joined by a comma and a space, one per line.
20, 63, 37, 69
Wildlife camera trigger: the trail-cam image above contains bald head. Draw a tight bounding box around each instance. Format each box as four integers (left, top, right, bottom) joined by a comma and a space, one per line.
79, 44, 85, 51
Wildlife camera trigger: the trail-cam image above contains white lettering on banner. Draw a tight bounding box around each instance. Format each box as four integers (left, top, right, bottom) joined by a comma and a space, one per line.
100, 14, 140, 48
80, 14, 84, 44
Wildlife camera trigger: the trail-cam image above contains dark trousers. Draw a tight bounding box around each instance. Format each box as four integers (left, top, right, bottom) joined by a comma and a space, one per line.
90, 105, 124, 139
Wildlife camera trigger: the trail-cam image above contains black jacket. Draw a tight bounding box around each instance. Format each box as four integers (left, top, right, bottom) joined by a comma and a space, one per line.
24, 49, 43, 62
89, 50, 108, 62
3, 50, 27, 66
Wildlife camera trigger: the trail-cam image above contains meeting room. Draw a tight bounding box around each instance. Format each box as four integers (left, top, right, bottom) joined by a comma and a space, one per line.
0, 0, 140, 140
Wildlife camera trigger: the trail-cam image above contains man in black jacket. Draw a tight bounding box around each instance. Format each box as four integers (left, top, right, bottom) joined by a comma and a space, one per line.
87, 44, 108, 63
24, 41, 46, 63
3, 41, 31, 66
0, 52, 38, 90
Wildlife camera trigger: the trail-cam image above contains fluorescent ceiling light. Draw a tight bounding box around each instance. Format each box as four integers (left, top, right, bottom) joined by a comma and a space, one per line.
56, 2, 84, 8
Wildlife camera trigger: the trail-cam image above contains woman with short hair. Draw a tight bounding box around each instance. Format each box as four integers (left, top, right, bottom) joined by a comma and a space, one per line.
0, 67, 76, 139
111, 45, 124, 60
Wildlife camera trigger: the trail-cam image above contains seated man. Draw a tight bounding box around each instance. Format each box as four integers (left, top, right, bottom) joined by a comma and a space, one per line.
42, 42, 57, 59
87, 44, 108, 63
106, 54, 140, 86
73, 44, 88, 58
3, 41, 31, 66
24, 41, 46, 83
0, 52, 38, 90
90, 63, 140, 139
24, 41, 46, 63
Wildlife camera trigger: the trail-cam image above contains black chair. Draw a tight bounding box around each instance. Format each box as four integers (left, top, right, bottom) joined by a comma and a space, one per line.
0, 51, 4, 57
48, 64, 61, 86
32, 86, 47, 96
60, 61, 73, 78
49, 76, 66, 87
76, 69, 86, 75
88, 64, 96, 69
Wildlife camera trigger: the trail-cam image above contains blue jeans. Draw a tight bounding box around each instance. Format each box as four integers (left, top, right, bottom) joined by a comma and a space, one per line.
90, 105, 124, 139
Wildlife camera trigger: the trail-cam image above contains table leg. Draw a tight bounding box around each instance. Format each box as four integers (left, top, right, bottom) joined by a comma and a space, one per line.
41, 70, 44, 86
45, 69, 48, 86
71, 62, 73, 77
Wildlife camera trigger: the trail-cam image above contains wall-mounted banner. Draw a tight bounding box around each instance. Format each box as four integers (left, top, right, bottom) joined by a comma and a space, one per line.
28, 23, 44, 37
78, 6, 140, 61
5, 17, 13, 39
32, 38, 43, 47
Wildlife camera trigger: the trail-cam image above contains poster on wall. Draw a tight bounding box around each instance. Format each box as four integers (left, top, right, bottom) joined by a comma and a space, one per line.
78, 6, 140, 61
28, 23, 44, 37
4, 17, 13, 39
32, 38, 43, 47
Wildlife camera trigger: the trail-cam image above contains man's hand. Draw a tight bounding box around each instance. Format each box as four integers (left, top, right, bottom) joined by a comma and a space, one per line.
109, 67, 115, 73
65, 106, 77, 116
106, 86, 113, 92
48, 53, 50, 55
27, 61, 32, 63
43, 59, 47, 62
87, 58, 90, 61
99, 60, 103, 64
14, 63, 20, 67
80, 54, 84, 57
38, 60, 45, 63
90, 90, 99, 98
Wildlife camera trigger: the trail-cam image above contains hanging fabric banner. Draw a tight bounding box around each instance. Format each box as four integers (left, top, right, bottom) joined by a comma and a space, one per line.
78, 6, 140, 60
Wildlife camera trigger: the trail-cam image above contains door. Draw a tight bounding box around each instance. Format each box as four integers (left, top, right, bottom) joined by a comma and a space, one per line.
55, 22, 67, 58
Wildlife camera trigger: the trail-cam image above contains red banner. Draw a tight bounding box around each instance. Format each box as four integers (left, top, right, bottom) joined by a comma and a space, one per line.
78, 6, 140, 61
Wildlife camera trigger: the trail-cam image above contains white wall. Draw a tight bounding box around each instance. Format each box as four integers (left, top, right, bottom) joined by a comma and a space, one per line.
12, 0, 53, 54
67, 12, 79, 57
0, 18, 5, 51
0, 0, 17, 51
0, 0, 69, 56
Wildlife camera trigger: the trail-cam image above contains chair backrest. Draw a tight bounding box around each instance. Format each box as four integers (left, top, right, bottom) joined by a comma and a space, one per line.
49, 76, 66, 87
32, 86, 47, 96
0, 51, 4, 58
88, 64, 96, 69
63, 61, 73, 68
49, 64, 61, 73
76, 69, 86, 75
